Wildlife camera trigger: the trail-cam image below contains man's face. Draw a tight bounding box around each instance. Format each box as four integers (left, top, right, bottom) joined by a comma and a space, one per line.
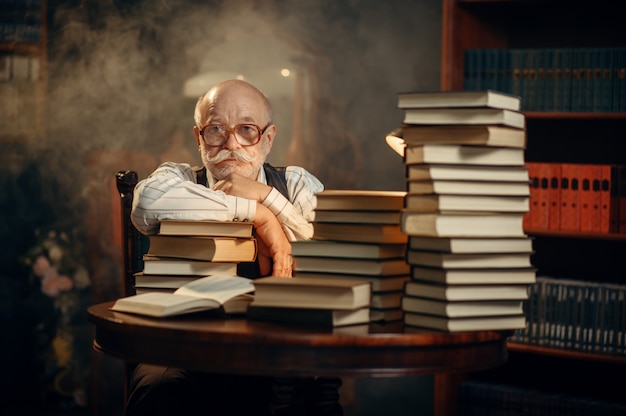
195, 86, 274, 180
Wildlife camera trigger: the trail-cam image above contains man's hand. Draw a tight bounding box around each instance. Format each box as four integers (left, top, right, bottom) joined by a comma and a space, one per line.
253, 203, 292, 277
214, 173, 272, 203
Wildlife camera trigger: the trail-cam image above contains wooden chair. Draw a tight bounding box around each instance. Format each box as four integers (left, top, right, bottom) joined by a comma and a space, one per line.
114, 170, 148, 404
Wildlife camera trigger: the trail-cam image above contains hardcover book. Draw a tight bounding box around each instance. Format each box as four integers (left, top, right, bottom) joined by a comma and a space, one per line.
400, 211, 526, 237
397, 90, 521, 111
401, 296, 524, 318
404, 312, 527, 332
134, 273, 202, 289
406, 164, 529, 182
315, 190, 406, 211
406, 179, 530, 196
400, 125, 526, 148
294, 272, 410, 292
147, 235, 257, 262
410, 266, 537, 285
291, 240, 406, 259
294, 256, 410, 276
250, 276, 371, 310
158, 219, 254, 237
313, 210, 401, 224
141, 256, 239, 276
406, 250, 532, 269
407, 236, 533, 254
404, 144, 525, 166
404, 194, 529, 213
404, 280, 530, 301
246, 305, 371, 327
313, 222, 408, 244
402, 108, 525, 129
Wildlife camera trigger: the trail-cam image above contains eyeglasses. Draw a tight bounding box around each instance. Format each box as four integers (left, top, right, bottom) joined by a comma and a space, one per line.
198, 123, 271, 147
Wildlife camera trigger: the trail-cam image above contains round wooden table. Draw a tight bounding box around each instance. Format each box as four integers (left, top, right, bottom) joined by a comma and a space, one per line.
88, 302, 509, 415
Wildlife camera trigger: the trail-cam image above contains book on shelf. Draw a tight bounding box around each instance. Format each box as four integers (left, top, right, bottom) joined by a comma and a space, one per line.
400, 125, 526, 148
397, 90, 521, 111
559, 163, 581, 232
369, 307, 404, 322
147, 235, 257, 262
403, 144, 525, 166
294, 256, 410, 276
406, 164, 529, 182
315, 190, 406, 211
404, 194, 529, 213
313, 210, 400, 224
141, 256, 239, 276
404, 280, 530, 301
406, 179, 530, 196
250, 276, 371, 310
313, 222, 408, 244
401, 296, 524, 318
524, 162, 549, 231
158, 219, 254, 237
400, 211, 526, 237
294, 272, 410, 292
134, 273, 203, 289
408, 236, 533, 254
291, 240, 406, 259
402, 108, 525, 129
404, 312, 527, 332
246, 305, 370, 327
411, 266, 537, 285
110, 275, 255, 317
406, 250, 532, 269
547, 162, 562, 231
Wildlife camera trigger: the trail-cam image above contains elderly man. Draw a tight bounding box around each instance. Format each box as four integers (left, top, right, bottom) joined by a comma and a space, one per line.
127, 79, 324, 415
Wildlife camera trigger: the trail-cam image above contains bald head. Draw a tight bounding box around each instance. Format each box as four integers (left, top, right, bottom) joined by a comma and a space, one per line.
194, 79, 272, 128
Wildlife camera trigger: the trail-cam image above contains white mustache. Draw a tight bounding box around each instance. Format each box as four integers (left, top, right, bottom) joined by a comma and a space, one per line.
206, 149, 255, 164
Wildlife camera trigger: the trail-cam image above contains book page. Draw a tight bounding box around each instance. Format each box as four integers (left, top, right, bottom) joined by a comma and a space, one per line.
174, 275, 254, 304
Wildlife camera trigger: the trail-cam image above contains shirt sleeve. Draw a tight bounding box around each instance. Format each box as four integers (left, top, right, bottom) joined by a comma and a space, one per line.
130, 162, 256, 235
262, 166, 324, 241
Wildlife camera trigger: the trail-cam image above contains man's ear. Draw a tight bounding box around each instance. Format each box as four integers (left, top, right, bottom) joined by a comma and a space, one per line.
264, 124, 277, 152
193, 126, 202, 149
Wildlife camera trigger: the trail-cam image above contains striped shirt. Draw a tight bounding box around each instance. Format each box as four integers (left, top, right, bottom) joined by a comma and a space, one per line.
130, 161, 324, 241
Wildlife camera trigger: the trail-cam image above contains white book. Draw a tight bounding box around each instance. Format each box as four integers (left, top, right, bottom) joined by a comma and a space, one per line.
110, 275, 255, 317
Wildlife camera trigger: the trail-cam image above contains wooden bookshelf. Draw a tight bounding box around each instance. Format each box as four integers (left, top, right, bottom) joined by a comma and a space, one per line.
441, 0, 626, 412
0, 0, 48, 142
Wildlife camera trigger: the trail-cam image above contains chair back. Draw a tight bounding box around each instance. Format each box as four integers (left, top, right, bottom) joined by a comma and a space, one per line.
115, 170, 149, 297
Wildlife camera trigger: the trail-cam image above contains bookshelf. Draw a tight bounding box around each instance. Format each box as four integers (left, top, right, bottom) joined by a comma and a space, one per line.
0, 0, 48, 141
441, 0, 626, 413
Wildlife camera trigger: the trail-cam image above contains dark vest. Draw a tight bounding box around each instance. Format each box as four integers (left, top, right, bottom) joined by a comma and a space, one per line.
194, 163, 288, 278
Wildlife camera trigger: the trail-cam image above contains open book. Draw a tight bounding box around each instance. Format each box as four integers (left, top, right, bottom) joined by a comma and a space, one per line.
110, 275, 254, 317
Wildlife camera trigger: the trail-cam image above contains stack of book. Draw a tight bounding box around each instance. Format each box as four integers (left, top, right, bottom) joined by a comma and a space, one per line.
290, 190, 410, 323
134, 219, 257, 295
392, 90, 537, 332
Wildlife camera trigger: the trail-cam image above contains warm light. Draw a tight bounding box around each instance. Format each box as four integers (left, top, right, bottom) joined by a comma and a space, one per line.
236, 74, 245, 80
280, 68, 291, 77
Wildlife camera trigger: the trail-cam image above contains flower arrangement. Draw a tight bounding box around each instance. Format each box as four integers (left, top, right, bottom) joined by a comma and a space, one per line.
19, 227, 92, 410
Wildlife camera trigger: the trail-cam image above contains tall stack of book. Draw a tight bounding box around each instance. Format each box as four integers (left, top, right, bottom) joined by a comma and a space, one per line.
391, 90, 537, 332
134, 219, 257, 295
290, 190, 410, 323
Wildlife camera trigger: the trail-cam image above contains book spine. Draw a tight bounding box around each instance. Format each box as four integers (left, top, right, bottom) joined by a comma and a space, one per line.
619, 166, 626, 233
559, 163, 581, 232
594, 47, 614, 112
547, 162, 562, 230
578, 164, 595, 233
